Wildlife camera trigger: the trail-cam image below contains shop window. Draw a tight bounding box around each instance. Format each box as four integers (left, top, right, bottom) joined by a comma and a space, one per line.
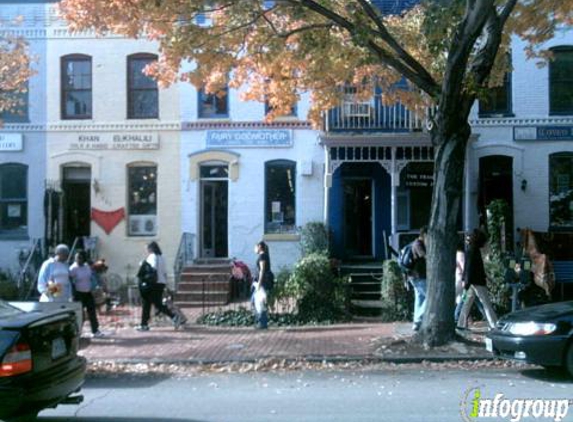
0, 82, 29, 123
549, 153, 573, 229
265, 160, 296, 233
127, 165, 157, 236
61, 54, 92, 119
198, 86, 229, 118
479, 71, 512, 116
0, 164, 27, 237
127, 54, 158, 119
549, 47, 573, 115
398, 162, 433, 231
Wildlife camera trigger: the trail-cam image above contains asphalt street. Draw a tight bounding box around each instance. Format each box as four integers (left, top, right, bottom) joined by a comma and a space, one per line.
39, 366, 573, 422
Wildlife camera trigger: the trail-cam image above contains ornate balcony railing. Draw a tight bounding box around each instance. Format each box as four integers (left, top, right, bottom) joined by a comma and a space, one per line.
324, 95, 432, 133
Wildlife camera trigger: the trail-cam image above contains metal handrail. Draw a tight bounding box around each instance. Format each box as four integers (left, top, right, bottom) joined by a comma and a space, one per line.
174, 232, 195, 292
18, 238, 45, 300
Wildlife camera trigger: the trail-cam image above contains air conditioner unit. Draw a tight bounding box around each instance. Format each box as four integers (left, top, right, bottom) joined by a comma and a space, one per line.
343, 101, 371, 117
129, 215, 157, 236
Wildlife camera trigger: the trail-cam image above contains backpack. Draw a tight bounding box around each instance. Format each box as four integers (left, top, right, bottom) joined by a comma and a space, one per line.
137, 260, 158, 290
398, 241, 417, 272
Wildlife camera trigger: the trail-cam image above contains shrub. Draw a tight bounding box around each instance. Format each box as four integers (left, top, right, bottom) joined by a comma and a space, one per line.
379, 260, 412, 321
300, 221, 330, 257
286, 253, 351, 323
485, 200, 511, 314
0, 269, 19, 300
267, 267, 293, 314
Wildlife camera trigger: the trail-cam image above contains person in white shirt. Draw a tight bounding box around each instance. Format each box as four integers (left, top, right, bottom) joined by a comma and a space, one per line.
37, 244, 73, 303
136, 241, 183, 331
70, 250, 103, 338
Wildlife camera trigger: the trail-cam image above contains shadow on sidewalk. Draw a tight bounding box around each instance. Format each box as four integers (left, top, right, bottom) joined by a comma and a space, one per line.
519, 368, 573, 384
40, 418, 204, 422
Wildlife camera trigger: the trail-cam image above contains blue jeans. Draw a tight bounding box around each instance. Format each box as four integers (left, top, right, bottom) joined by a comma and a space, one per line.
410, 278, 427, 325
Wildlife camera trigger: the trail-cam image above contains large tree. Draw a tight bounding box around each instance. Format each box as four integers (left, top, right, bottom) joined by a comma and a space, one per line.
60, 0, 572, 345
0, 20, 34, 122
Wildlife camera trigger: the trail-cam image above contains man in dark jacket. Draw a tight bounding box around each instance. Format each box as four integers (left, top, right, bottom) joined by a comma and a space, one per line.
408, 226, 427, 331
457, 229, 498, 329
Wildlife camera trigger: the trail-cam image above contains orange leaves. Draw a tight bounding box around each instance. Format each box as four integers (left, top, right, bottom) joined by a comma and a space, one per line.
0, 20, 35, 120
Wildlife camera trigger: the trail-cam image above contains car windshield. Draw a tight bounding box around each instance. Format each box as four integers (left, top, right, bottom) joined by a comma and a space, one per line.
0, 299, 24, 318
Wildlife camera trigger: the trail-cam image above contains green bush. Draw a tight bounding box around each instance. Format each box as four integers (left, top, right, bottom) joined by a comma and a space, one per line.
0, 269, 19, 300
300, 222, 330, 257
267, 267, 293, 313
286, 253, 351, 323
379, 260, 412, 321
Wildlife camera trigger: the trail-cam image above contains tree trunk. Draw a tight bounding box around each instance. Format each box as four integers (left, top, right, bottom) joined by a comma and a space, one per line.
420, 115, 471, 347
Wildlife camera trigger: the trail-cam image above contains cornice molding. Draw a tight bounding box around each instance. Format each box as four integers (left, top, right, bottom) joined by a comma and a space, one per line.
470, 117, 573, 127
47, 122, 181, 132
182, 120, 312, 130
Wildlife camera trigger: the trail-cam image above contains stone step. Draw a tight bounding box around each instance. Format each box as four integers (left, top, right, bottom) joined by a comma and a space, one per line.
180, 273, 230, 283
175, 291, 229, 303
177, 280, 230, 292
183, 265, 231, 274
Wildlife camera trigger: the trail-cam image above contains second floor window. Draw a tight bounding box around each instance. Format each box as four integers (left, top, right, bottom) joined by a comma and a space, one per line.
61, 55, 92, 119
199, 87, 229, 118
128, 54, 159, 119
479, 72, 512, 116
549, 47, 573, 115
265, 100, 297, 118
0, 83, 28, 123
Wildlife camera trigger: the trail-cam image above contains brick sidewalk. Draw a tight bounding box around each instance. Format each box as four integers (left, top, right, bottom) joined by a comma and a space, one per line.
78, 306, 404, 363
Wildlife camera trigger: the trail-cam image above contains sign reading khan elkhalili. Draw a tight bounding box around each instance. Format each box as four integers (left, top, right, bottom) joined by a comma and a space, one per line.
68, 133, 160, 150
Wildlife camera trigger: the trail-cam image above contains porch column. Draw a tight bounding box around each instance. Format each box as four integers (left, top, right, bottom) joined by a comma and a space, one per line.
390, 148, 398, 250
323, 147, 330, 224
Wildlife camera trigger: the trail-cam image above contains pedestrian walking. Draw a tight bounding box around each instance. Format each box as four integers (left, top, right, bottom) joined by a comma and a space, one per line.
37, 244, 73, 302
70, 250, 104, 338
457, 229, 498, 330
407, 227, 427, 331
136, 241, 183, 331
252, 241, 274, 329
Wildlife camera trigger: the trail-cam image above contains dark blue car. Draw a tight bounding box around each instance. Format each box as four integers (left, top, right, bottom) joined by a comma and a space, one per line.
0, 300, 86, 421
486, 301, 573, 375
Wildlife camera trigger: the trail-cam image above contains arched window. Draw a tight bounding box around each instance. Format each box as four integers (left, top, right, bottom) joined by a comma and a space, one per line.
61, 54, 92, 119
265, 160, 296, 233
0, 163, 27, 236
127, 54, 158, 119
549, 46, 573, 115
549, 152, 573, 229
127, 163, 158, 236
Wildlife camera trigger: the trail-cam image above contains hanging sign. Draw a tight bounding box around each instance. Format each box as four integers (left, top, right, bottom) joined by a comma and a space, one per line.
514, 126, 573, 141
404, 171, 434, 188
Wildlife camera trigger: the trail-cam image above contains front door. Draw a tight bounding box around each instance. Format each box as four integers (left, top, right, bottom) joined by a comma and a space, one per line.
62, 166, 91, 247
343, 178, 373, 258
201, 180, 228, 258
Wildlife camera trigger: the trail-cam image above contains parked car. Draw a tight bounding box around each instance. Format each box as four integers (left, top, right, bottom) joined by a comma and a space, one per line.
0, 299, 86, 421
486, 301, 573, 375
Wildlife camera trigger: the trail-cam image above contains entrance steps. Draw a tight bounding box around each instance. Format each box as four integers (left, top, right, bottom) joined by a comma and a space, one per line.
340, 262, 384, 316
174, 259, 231, 307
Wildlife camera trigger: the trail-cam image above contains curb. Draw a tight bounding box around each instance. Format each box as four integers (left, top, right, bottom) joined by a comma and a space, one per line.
86, 353, 496, 368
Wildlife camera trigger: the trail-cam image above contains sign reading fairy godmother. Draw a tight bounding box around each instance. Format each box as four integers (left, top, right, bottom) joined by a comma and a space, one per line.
69, 133, 160, 150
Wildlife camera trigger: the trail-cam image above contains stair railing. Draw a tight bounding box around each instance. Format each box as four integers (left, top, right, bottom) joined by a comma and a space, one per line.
174, 232, 195, 292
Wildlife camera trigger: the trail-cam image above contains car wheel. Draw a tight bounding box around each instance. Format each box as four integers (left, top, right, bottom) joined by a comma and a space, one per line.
566, 343, 573, 378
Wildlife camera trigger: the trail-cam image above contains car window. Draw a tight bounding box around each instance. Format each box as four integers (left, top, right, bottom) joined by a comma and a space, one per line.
0, 299, 24, 318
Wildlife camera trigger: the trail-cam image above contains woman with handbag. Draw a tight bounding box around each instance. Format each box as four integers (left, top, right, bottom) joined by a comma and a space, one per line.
136, 241, 183, 331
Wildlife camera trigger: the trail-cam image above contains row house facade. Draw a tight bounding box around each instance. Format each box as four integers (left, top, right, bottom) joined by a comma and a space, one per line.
1, 0, 572, 284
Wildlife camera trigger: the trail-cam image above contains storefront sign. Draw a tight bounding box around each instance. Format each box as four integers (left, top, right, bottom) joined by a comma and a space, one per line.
0, 133, 23, 151
514, 126, 573, 141
69, 133, 160, 150
404, 172, 434, 188
206, 130, 292, 148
